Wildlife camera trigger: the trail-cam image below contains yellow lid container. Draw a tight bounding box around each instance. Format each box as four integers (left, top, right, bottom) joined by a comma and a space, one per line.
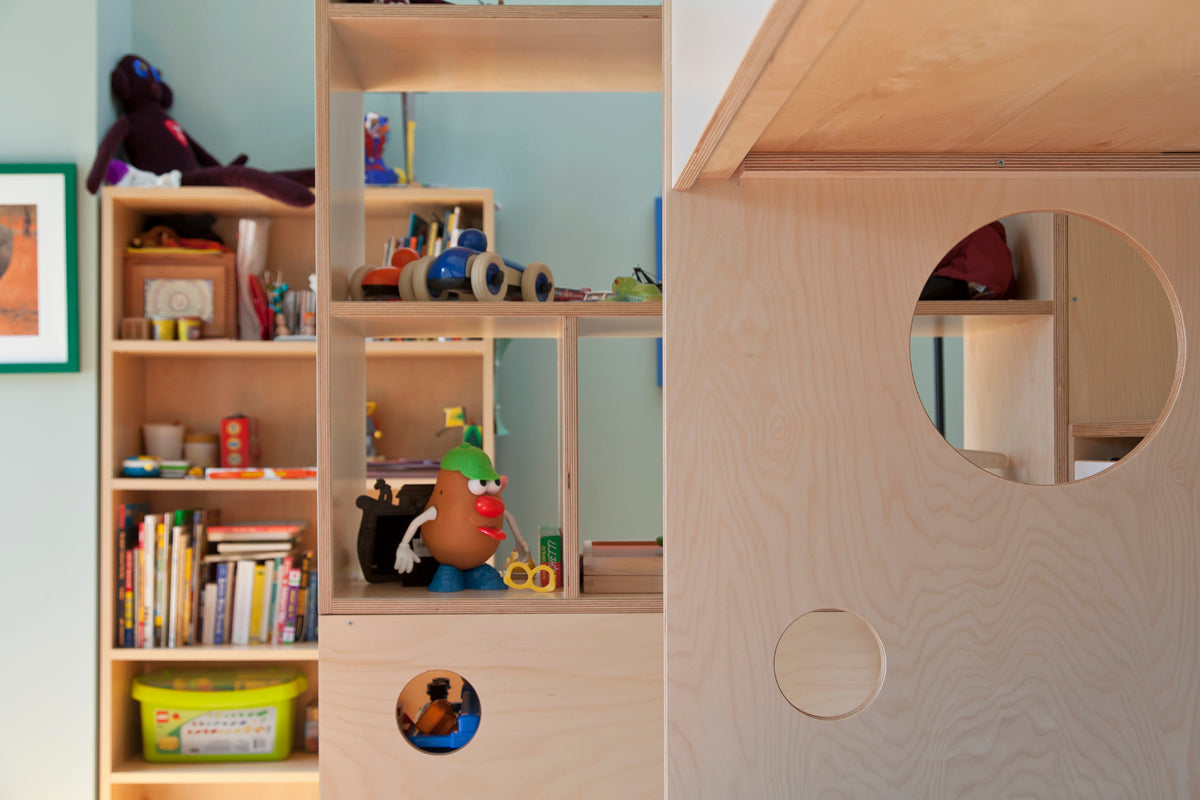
131, 668, 307, 762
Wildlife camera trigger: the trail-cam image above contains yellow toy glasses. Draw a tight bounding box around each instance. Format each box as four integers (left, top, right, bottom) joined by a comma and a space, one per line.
502, 558, 557, 592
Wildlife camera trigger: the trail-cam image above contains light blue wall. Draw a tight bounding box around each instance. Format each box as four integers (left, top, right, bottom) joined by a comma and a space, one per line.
128, 0, 316, 170
0, 1, 128, 796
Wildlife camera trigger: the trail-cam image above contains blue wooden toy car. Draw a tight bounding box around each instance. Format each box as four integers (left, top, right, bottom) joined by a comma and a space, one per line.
398, 229, 554, 303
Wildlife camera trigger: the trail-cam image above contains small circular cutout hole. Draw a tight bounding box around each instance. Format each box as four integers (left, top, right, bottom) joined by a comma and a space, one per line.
396, 670, 480, 754
774, 609, 885, 720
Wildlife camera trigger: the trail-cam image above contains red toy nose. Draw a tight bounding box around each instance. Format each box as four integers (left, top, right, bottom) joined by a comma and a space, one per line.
475, 495, 504, 518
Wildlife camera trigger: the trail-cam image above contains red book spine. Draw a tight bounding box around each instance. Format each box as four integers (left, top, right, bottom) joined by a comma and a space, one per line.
207, 525, 303, 535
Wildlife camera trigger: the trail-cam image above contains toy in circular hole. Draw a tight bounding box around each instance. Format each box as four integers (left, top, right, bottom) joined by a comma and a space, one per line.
398, 674, 481, 754
393, 444, 533, 592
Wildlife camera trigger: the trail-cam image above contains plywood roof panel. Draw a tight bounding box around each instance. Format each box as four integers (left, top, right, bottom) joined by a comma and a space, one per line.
756, 0, 1200, 153
675, 0, 1200, 187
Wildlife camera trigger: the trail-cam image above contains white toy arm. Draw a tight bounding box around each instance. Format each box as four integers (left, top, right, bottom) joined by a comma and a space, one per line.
394, 506, 437, 573
505, 510, 531, 564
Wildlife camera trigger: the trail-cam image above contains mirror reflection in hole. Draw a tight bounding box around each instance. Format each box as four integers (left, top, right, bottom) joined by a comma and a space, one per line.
910, 213, 1177, 486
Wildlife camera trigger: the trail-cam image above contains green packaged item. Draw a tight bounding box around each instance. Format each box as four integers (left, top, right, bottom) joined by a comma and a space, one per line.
131, 668, 308, 762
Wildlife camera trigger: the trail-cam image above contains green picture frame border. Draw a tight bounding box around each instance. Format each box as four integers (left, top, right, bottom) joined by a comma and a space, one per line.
0, 162, 79, 373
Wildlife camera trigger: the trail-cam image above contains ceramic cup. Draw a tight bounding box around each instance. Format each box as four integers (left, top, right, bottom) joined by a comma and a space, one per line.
183, 433, 219, 468
142, 423, 186, 461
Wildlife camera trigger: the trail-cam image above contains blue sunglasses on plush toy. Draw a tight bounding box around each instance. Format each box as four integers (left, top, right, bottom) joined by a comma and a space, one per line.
131, 59, 161, 83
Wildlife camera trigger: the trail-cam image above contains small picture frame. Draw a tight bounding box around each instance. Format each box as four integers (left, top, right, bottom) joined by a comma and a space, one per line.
123, 251, 236, 339
0, 163, 79, 372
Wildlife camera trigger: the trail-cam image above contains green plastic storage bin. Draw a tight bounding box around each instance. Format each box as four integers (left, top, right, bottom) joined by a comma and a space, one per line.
131, 668, 308, 762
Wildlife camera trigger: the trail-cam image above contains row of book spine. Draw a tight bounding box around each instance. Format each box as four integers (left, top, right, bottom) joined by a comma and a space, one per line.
383, 205, 469, 263
114, 504, 317, 648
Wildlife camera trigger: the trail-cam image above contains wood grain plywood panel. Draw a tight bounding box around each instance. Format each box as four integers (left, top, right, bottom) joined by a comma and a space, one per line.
112, 785, 316, 800
325, 320, 367, 606
319, 614, 663, 799
329, 6, 661, 93
363, 355, 484, 462
962, 315, 1054, 484
750, 0, 1200, 155
665, 174, 1198, 797
1068, 215, 1178, 425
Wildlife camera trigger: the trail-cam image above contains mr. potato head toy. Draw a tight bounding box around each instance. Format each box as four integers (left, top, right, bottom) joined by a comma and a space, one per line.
394, 444, 532, 592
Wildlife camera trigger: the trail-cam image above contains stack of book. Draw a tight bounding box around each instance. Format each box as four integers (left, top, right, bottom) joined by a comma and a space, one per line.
114, 504, 317, 648
580, 540, 663, 594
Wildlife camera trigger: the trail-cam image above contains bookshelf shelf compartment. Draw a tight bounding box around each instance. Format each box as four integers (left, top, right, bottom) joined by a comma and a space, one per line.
1071, 420, 1156, 438
328, 5, 662, 93
332, 302, 663, 339
111, 340, 491, 360
910, 300, 1054, 337
113, 341, 318, 358
329, 582, 662, 616
113, 479, 319, 492
110, 753, 319, 784
110, 643, 319, 662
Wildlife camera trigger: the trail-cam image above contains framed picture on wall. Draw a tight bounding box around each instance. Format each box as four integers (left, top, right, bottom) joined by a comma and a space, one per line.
0, 164, 78, 373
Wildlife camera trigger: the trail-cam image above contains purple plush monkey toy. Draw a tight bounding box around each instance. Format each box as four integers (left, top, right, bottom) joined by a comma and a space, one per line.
87, 55, 315, 207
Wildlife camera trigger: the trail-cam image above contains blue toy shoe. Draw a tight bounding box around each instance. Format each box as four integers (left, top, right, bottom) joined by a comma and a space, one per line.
463, 563, 508, 591
428, 563, 465, 593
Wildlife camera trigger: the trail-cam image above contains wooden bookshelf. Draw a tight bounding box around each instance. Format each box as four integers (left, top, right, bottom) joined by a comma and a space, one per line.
315, 3, 665, 793
99, 185, 499, 800
110, 753, 319, 784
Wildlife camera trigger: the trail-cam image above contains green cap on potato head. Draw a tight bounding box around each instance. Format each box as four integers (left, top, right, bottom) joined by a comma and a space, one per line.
441, 443, 499, 481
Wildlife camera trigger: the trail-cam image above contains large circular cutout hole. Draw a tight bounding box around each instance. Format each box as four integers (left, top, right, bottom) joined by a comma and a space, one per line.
396, 670, 480, 754
909, 213, 1179, 485
774, 609, 886, 720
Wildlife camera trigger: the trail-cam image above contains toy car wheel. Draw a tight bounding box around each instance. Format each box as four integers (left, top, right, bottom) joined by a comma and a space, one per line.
398, 256, 428, 301
468, 252, 507, 302
410, 256, 445, 301
521, 262, 555, 303
349, 264, 371, 301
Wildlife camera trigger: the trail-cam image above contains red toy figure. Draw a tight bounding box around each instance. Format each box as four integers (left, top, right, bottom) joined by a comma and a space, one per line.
364, 112, 399, 185
86, 55, 315, 207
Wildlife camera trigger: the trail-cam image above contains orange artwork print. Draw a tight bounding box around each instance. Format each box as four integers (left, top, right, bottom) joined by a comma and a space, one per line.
0, 204, 38, 335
